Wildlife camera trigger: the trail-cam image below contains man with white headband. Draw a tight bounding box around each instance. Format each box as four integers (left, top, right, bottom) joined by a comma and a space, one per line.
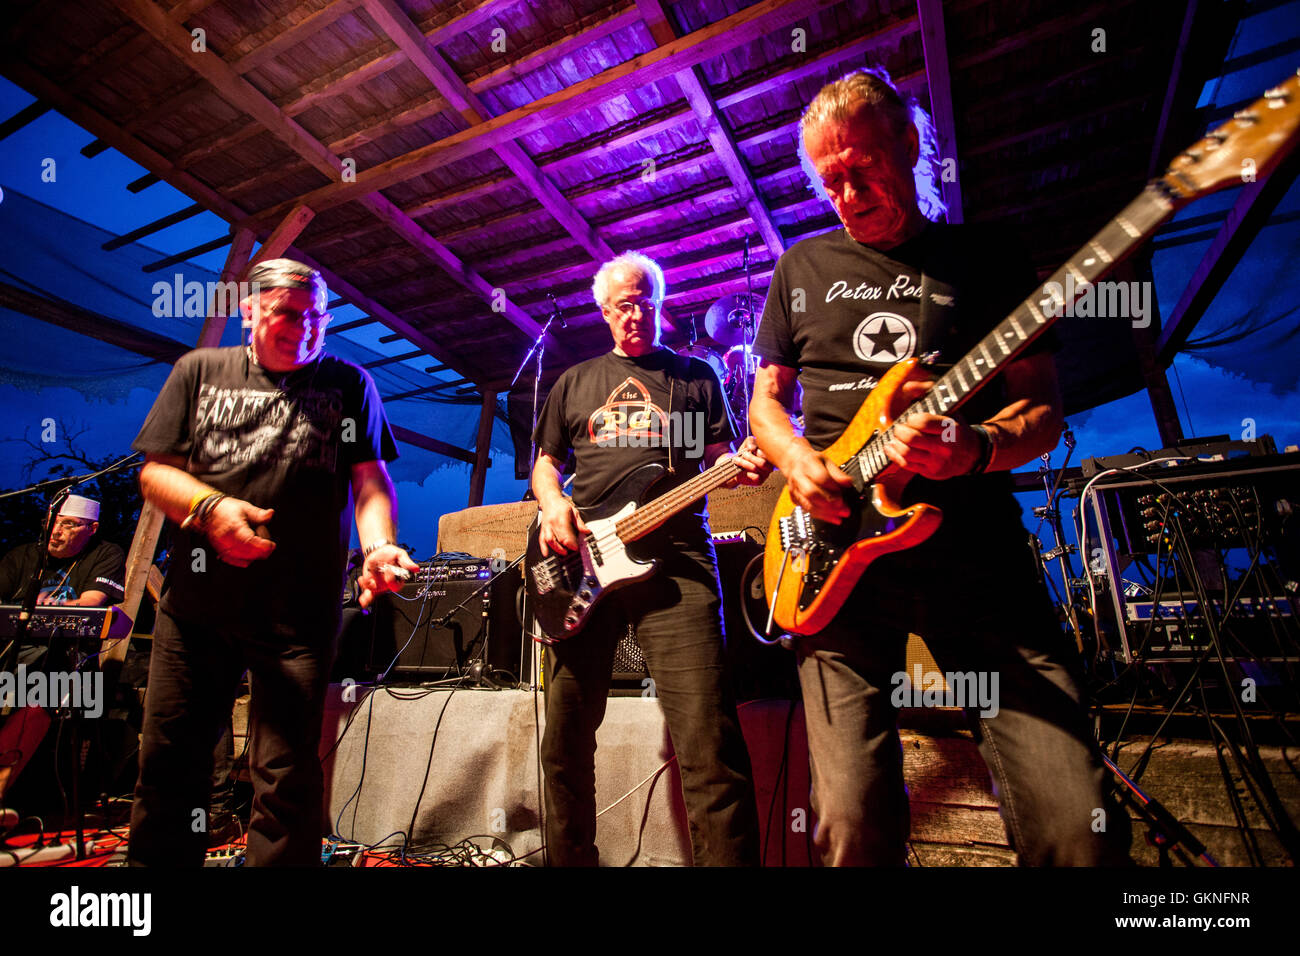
127, 258, 417, 866
0, 493, 125, 607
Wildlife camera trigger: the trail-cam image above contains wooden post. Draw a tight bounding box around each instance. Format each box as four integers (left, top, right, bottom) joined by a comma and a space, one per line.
468, 390, 497, 508
197, 227, 255, 348
1128, 257, 1184, 447
109, 225, 256, 664
102, 502, 164, 665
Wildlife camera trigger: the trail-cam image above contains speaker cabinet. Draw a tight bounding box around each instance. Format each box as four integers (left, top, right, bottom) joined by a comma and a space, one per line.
368, 567, 526, 682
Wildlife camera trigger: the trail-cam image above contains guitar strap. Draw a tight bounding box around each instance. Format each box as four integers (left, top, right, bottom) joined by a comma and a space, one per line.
666, 351, 690, 475
917, 224, 964, 365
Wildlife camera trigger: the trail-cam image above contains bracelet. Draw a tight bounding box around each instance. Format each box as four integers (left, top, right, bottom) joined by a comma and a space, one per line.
966, 424, 995, 476
363, 538, 393, 557
181, 491, 226, 532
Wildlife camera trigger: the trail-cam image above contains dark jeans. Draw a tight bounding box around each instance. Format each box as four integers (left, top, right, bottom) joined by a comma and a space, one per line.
796, 544, 1132, 866
128, 608, 334, 866
541, 541, 760, 866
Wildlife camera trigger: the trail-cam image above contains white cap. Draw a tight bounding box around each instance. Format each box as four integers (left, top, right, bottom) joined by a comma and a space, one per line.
57, 494, 100, 521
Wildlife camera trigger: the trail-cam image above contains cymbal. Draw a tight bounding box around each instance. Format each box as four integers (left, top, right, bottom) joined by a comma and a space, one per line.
703, 293, 760, 348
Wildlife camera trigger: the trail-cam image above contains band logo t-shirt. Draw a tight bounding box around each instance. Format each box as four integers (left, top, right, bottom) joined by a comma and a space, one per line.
133, 347, 397, 633
534, 348, 735, 540
754, 223, 1047, 556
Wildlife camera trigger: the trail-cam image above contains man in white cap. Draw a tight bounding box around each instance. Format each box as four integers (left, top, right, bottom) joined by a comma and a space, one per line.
0, 493, 126, 607
128, 258, 417, 867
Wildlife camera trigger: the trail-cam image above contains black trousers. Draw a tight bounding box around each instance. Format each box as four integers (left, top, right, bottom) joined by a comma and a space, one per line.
796, 542, 1132, 866
127, 608, 334, 866
541, 540, 760, 866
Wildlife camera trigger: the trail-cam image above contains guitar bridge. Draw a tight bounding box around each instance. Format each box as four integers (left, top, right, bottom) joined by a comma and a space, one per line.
778, 506, 816, 556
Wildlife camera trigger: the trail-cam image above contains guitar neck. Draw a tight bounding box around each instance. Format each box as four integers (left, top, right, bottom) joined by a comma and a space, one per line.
615, 457, 742, 542
847, 184, 1178, 481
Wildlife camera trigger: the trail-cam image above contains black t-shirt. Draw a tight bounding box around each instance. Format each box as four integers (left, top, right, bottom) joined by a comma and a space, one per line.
533, 348, 736, 541
0, 538, 126, 605
754, 223, 1050, 556
132, 347, 398, 633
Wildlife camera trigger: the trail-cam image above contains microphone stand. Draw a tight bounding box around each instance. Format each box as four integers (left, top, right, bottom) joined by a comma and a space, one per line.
1, 451, 139, 860
509, 298, 564, 467
740, 236, 756, 438
1033, 429, 1087, 654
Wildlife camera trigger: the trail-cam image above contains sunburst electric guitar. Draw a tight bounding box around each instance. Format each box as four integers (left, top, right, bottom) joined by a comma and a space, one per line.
764, 71, 1300, 636
526, 457, 745, 640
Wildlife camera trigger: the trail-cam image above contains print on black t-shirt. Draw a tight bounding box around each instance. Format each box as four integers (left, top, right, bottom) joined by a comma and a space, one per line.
535, 349, 735, 540
589, 376, 669, 447
753, 223, 1053, 558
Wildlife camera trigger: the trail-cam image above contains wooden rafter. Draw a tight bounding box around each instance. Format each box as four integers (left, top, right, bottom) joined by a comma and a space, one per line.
635, 0, 784, 261
292, 33, 921, 256
361, 0, 615, 265
244, 0, 842, 225
917, 0, 962, 223
108, 0, 566, 359
101, 202, 205, 251
0, 56, 480, 391
1155, 151, 1300, 365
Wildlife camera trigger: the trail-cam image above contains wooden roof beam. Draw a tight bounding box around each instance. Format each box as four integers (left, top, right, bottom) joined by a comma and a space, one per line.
102, 202, 206, 250
1155, 152, 1300, 365
243, 0, 843, 223
0, 101, 49, 142
363, 349, 424, 369
361, 0, 616, 265
917, 0, 962, 223
390, 425, 475, 465
0, 50, 477, 386
246, 20, 898, 250
81, 0, 351, 155
170, 2, 638, 174
110, 0, 565, 359
635, 0, 784, 261
0, 280, 189, 364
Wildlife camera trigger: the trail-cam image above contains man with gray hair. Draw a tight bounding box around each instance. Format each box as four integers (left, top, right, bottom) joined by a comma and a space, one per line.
750, 69, 1131, 866
128, 258, 417, 866
532, 251, 768, 865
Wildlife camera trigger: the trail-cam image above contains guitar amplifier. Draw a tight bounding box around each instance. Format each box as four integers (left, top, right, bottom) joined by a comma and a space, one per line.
367, 562, 526, 681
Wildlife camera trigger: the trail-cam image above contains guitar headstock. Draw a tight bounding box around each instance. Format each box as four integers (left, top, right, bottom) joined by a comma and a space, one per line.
1159, 68, 1300, 202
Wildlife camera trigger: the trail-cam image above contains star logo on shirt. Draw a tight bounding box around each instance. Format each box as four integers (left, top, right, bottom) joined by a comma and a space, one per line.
852, 312, 917, 364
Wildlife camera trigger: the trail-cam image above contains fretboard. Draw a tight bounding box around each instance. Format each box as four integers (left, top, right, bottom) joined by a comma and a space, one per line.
615, 457, 742, 542
845, 184, 1175, 485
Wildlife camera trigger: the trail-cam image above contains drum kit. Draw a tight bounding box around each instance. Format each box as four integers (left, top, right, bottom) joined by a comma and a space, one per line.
678, 291, 801, 433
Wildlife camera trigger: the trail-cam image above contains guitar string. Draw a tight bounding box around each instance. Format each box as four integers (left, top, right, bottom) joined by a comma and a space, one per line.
537, 458, 741, 577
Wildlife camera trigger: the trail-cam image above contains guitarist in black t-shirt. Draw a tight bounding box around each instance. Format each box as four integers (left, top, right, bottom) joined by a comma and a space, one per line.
531, 252, 768, 866
750, 69, 1131, 866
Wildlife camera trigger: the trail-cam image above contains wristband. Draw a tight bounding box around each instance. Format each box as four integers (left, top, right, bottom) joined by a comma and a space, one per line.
966, 425, 994, 476
363, 538, 393, 557
181, 491, 225, 531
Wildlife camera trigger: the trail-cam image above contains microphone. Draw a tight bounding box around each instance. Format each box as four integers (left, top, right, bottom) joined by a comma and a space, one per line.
742, 234, 751, 270
547, 293, 566, 328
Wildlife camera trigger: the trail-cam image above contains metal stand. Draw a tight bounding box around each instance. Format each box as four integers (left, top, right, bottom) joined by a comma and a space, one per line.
510, 298, 563, 468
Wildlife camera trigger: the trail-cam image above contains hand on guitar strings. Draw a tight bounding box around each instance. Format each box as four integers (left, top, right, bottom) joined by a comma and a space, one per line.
882, 380, 984, 481
721, 436, 773, 488
538, 499, 591, 557
784, 446, 855, 524
357, 543, 421, 608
